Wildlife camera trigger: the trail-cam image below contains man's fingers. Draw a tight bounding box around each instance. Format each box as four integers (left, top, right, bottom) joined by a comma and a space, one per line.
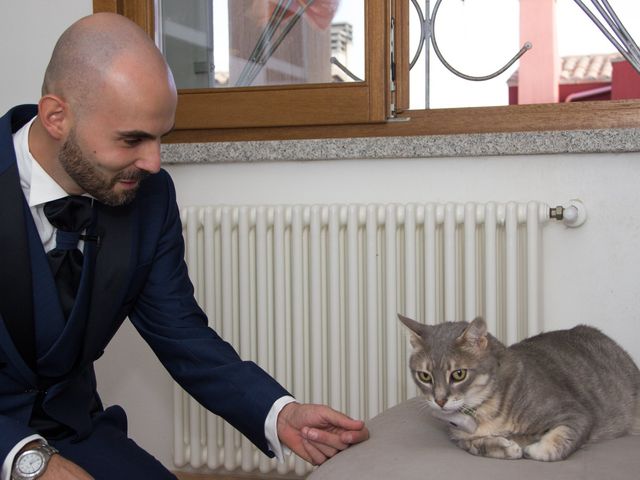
303, 427, 349, 450
302, 438, 329, 466
278, 403, 370, 467
340, 425, 370, 444
319, 408, 366, 431
306, 438, 339, 458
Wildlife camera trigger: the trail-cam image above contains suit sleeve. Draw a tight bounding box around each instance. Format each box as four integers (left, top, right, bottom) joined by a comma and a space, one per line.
0, 416, 39, 466
127, 171, 290, 457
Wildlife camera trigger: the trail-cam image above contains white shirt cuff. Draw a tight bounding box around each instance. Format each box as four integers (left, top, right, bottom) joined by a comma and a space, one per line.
1, 435, 45, 480
264, 395, 297, 461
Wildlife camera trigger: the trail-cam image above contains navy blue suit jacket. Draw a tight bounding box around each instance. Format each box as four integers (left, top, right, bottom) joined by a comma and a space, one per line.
0, 105, 289, 461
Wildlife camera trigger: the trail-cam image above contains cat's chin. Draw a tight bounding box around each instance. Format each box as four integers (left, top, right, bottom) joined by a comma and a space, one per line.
433, 400, 465, 413
428, 409, 476, 434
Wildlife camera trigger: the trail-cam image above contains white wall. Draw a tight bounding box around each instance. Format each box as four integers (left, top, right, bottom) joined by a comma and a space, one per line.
3, 1, 640, 473
0, 0, 93, 112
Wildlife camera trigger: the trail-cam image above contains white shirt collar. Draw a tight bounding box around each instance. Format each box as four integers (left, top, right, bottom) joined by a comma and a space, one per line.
14, 116, 70, 208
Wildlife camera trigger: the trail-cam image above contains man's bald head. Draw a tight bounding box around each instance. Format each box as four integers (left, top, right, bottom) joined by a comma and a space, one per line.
42, 13, 173, 116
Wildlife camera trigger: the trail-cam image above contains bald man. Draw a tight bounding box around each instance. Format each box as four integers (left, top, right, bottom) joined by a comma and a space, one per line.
0, 13, 368, 480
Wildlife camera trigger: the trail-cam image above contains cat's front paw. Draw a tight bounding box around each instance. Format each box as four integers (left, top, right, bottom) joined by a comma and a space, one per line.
457, 436, 523, 460
523, 425, 577, 461
523, 441, 563, 461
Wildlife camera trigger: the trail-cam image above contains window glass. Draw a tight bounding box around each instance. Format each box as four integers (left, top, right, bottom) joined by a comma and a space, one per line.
408, 0, 640, 109
157, 0, 365, 90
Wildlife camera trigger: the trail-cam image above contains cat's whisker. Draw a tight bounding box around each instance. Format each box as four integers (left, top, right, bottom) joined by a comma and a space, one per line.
417, 401, 434, 417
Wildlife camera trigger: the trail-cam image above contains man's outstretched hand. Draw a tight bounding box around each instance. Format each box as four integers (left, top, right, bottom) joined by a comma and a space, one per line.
277, 402, 370, 465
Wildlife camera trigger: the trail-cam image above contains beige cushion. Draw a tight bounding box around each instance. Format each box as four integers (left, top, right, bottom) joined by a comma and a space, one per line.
309, 397, 640, 480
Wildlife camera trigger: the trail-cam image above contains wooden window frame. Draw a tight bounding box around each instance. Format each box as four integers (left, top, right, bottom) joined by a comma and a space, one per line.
94, 0, 389, 130
94, 0, 640, 143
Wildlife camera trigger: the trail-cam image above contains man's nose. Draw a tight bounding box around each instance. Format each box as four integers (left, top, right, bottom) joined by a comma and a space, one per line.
135, 140, 162, 174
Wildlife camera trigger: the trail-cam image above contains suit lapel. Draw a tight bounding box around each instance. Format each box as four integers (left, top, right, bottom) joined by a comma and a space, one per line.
80, 200, 135, 362
0, 106, 37, 372
36, 212, 98, 374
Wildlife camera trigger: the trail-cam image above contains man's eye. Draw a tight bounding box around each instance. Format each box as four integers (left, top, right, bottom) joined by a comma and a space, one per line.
123, 138, 142, 146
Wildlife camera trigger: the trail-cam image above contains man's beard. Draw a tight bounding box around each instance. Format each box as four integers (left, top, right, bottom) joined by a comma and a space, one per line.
59, 130, 150, 206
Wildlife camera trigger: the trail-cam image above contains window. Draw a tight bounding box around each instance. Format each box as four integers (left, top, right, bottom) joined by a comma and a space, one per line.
94, 0, 388, 130
93, 0, 640, 142
408, 0, 640, 109
158, 1, 366, 90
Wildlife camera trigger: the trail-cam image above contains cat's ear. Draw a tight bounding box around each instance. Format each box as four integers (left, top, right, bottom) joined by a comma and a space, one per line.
457, 317, 488, 351
398, 314, 427, 349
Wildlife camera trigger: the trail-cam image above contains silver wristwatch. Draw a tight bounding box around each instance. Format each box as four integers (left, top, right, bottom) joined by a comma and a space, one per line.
11, 441, 58, 480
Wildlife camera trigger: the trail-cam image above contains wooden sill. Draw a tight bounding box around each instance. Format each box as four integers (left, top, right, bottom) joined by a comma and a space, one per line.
173, 469, 306, 480
163, 100, 640, 144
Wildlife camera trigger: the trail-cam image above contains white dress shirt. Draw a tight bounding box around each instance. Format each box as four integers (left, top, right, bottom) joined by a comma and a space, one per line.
2, 116, 294, 480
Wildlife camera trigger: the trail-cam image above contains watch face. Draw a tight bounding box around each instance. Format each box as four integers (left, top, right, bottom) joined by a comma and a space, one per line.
17, 451, 45, 475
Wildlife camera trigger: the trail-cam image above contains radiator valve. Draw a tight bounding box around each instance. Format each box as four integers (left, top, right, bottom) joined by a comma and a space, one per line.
549, 200, 586, 227
549, 206, 565, 220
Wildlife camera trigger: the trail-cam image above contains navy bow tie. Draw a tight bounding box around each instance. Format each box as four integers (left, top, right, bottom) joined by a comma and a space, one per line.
43, 196, 94, 319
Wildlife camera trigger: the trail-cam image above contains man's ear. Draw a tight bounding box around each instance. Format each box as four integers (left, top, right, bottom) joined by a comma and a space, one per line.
38, 94, 70, 141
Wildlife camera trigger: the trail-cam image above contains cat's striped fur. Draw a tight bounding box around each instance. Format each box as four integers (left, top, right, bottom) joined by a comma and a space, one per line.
399, 315, 640, 461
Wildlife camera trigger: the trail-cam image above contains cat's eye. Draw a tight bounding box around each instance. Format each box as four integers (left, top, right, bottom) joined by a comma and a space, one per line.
416, 371, 432, 384
451, 369, 468, 382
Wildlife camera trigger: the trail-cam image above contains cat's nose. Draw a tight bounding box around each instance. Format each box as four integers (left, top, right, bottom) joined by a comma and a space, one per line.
435, 398, 447, 408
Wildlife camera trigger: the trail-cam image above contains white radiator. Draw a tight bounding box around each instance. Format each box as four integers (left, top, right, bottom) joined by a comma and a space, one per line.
174, 201, 573, 475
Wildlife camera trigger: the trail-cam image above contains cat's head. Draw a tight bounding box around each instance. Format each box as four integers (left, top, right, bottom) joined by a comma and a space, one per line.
398, 315, 501, 415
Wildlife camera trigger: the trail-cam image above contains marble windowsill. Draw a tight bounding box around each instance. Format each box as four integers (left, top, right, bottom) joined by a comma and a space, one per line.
161, 128, 640, 164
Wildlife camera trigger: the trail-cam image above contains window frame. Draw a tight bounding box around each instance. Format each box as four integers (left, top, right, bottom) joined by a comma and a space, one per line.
94, 0, 640, 143
94, 0, 389, 130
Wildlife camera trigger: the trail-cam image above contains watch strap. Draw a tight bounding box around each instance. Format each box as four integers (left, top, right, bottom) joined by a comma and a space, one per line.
36, 443, 58, 457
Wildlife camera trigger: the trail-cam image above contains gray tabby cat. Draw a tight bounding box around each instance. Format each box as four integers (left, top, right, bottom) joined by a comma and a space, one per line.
399, 314, 640, 461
